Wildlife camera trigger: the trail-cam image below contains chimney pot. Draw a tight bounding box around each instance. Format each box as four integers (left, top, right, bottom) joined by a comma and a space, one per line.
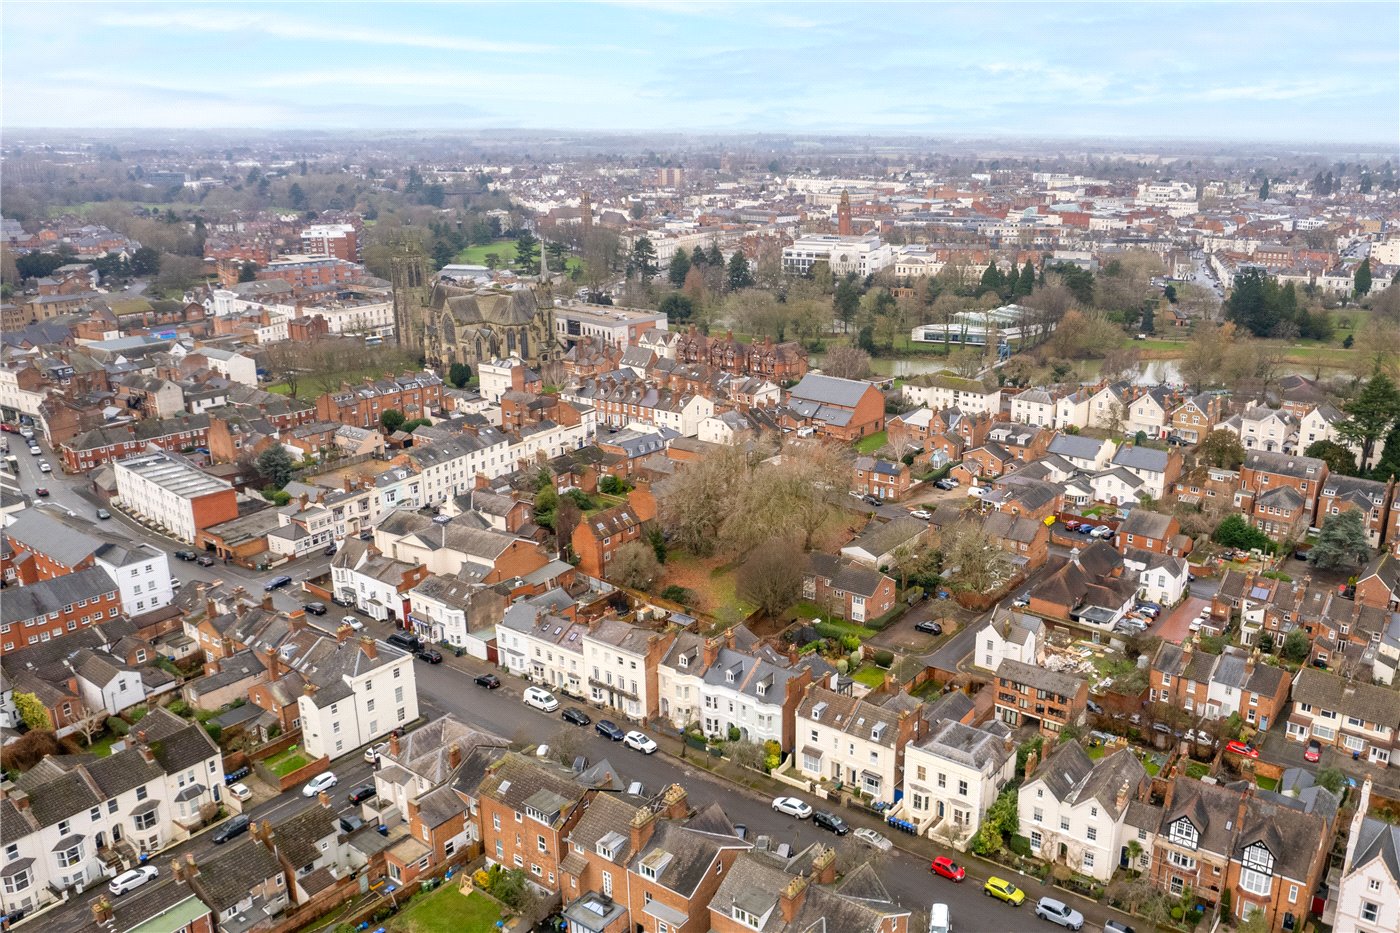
389, 731, 401, 759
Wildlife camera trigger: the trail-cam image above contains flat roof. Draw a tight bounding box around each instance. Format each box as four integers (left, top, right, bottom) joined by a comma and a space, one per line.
115, 451, 232, 499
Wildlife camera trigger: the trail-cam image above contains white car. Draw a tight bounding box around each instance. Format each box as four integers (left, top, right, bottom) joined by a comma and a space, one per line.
1090, 524, 1113, 539
771, 796, 813, 819
108, 865, 158, 896
909, 509, 932, 520
228, 782, 252, 802
623, 731, 658, 754
854, 827, 893, 852
364, 742, 389, 763
1189, 616, 1205, 632
342, 616, 364, 631
523, 685, 560, 712
302, 771, 338, 797
38, 460, 51, 473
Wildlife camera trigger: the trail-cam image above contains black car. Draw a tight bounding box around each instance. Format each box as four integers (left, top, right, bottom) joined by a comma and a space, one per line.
914, 620, 943, 635
212, 814, 250, 844
323, 543, 338, 556
386, 632, 421, 652
416, 648, 443, 664
862, 494, 883, 506
196, 555, 216, 567
174, 550, 197, 561
347, 785, 376, 804
561, 707, 592, 726
95, 508, 111, 520
303, 602, 328, 616
263, 575, 293, 591
474, 673, 501, 689
595, 720, 625, 741
812, 810, 850, 835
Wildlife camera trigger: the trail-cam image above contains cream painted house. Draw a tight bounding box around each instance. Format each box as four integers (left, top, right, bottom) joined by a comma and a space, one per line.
1335, 779, 1400, 933
794, 685, 925, 804
900, 719, 1014, 848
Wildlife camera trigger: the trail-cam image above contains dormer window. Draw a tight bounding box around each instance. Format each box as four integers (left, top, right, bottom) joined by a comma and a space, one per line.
1168, 818, 1199, 850
679, 654, 688, 668
726, 669, 735, 683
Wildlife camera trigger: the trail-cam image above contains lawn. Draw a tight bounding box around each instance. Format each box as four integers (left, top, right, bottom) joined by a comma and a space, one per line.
265, 747, 310, 777
854, 431, 889, 455
386, 883, 501, 933
1255, 776, 1279, 792
85, 732, 125, 758
454, 239, 582, 275
657, 553, 756, 622
851, 664, 888, 689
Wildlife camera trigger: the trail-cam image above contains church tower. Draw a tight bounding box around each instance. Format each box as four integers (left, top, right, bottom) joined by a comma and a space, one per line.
837, 189, 852, 236
580, 192, 593, 230
388, 234, 431, 353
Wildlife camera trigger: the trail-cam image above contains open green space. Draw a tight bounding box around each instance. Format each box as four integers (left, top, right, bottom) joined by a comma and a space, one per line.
265, 747, 310, 776
454, 239, 581, 275
855, 431, 889, 455
386, 883, 502, 933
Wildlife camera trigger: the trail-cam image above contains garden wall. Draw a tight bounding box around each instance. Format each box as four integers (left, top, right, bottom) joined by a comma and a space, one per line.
256, 752, 330, 792
248, 730, 303, 762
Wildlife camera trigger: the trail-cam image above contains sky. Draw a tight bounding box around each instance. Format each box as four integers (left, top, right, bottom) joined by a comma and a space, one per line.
3, 1, 1397, 143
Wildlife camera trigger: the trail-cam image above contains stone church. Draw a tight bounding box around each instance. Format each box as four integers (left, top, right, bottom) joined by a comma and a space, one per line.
421, 284, 557, 370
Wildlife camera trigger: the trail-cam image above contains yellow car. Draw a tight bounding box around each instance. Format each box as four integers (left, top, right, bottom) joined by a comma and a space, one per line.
983, 876, 1026, 906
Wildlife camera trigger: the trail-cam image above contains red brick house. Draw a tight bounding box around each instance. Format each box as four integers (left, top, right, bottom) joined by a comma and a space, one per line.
478, 753, 595, 895
313, 371, 444, 430
572, 503, 646, 580
803, 553, 898, 623
984, 512, 1051, 570
1236, 450, 1328, 534
851, 457, 911, 500
1317, 475, 1394, 548
1, 566, 122, 654
1113, 509, 1187, 556
783, 374, 884, 442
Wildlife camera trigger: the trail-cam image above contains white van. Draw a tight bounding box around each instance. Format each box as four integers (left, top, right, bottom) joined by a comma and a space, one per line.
929, 902, 950, 933
523, 685, 560, 712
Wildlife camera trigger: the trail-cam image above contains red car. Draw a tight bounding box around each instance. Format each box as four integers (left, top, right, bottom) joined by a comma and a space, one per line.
1225, 740, 1259, 759
1304, 740, 1321, 763
34, 487, 49, 497
930, 856, 966, 882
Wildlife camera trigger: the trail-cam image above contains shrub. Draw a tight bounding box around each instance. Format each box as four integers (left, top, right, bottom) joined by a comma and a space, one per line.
840, 634, 862, 652
871, 648, 894, 668
165, 699, 191, 718
727, 725, 742, 743
835, 659, 849, 674
106, 716, 130, 736
1008, 834, 1032, 857
660, 585, 693, 604
204, 723, 222, 743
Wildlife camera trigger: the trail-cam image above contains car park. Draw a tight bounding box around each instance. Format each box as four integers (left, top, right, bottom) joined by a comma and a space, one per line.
96, 508, 111, 520
303, 602, 327, 615
342, 616, 364, 631
303, 772, 339, 797
416, 648, 443, 663
523, 686, 560, 712
811, 810, 849, 835
914, 620, 943, 635
623, 731, 658, 754
854, 827, 892, 852
930, 856, 966, 881
228, 782, 252, 801
983, 876, 1025, 906
1034, 896, 1084, 930
561, 707, 592, 726
386, 632, 419, 651
1225, 740, 1259, 759
364, 743, 388, 763
264, 574, 293, 591
1305, 739, 1321, 762
347, 785, 376, 804
474, 673, 501, 689
108, 866, 159, 896
771, 796, 813, 819
212, 814, 250, 844
595, 720, 625, 741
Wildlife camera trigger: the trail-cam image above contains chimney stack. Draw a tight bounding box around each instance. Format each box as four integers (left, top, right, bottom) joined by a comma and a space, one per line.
1023, 748, 1040, 779
1115, 779, 1130, 813
629, 806, 658, 855
91, 899, 114, 925
812, 845, 838, 886
262, 594, 274, 611
171, 858, 185, 882
184, 853, 197, 876
389, 731, 401, 759
9, 789, 29, 812
448, 743, 462, 771
336, 625, 351, 645
778, 874, 810, 923
360, 635, 377, 660
661, 784, 689, 821
318, 790, 331, 809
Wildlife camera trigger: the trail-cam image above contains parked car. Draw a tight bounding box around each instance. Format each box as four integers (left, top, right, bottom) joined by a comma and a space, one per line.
1305, 739, 1322, 763
934, 478, 959, 490
811, 810, 849, 835
771, 796, 813, 819
1086, 699, 1104, 715
174, 550, 197, 561
561, 707, 592, 726
914, 620, 943, 635
302, 602, 327, 615
523, 685, 559, 712
196, 554, 216, 566
930, 856, 966, 881
474, 673, 501, 689
1104, 920, 1137, 933
1134, 602, 1162, 616
332, 595, 355, 607
853, 827, 892, 852
595, 719, 625, 741
1077, 523, 1094, 534
342, 616, 364, 631
983, 876, 1025, 905
416, 648, 443, 664
1012, 592, 1031, 608
862, 494, 882, 506
323, 543, 338, 556
303, 772, 339, 798
1090, 524, 1113, 539
347, 785, 376, 804
1225, 740, 1259, 759
909, 509, 932, 520
96, 508, 111, 520
37, 460, 51, 473
1035, 896, 1085, 930
212, 814, 250, 844
364, 743, 388, 763
385, 632, 419, 651
264, 574, 293, 591
108, 866, 159, 896
228, 782, 252, 801
623, 731, 658, 754
1063, 519, 1080, 531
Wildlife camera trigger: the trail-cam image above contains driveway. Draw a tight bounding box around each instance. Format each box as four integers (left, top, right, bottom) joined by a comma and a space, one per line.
1155, 595, 1207, 644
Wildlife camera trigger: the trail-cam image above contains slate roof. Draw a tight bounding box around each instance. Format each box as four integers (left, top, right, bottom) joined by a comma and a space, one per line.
1112, 445, 1170, 472
1242, 449, 1327, 479
788, 373, 874, 408
841, 516, 925, 560
271, 800, 338, 870
804, 553, 888, 599
996, 658, 1087, 699
194, 836, 283, 910
1350, 814, 1400, 883
1292, 668, 1400, 727
3, 509, 101, 566
916, 719, 1012, 773
1118, 509, 1174, 540
1, 565, 119, 625
633, 816, 745, 897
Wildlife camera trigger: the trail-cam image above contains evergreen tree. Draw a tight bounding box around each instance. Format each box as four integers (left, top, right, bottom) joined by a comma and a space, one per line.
833, 276, 861, 328
1004, 263, 1020, 297
447, 363, 472, 388
1308, 510, 1372, 571
668, 247, 691, 288
1371, 422, 1400, 481
256, 445, 294, 489
1017, 260, 1036, 297
1258, 177, 1270, 200
1304, 440, 1358, 476
657, 292, 696, 323
978, 263, 1004, 297
514, 230, 539, 271
627, 236, 658, 281
689, 245, 708, 268
707, 242, 723, 266
726, 251, 753, 291
1339, 373, 1400, 466
1355, 258, 1373, 298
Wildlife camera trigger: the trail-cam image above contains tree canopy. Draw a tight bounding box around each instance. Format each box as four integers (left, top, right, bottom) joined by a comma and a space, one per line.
256, 445, 294, 489
1309, 509, 1372, 571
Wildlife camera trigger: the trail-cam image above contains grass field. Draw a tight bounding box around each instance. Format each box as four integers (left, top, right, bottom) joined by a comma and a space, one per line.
851, 664, 887, 689
454, 239, 582, 275
855, 431, 889, 455
265, 748, 310, 777
386, 884, 501, 933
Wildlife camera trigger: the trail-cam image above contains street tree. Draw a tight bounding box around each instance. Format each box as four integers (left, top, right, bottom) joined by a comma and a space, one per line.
1308, 509, 1372, 571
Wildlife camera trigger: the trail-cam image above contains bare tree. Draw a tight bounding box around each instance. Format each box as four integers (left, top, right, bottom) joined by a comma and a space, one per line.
608, 540, 661, 590
553, 497, 581, 559
822, 346, 873, 380
737, 537, 804, 617
940, 520, 1014, 594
